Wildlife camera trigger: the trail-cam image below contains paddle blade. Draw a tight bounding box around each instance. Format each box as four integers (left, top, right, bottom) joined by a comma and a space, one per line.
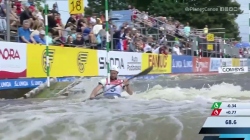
132, 66, 153, 78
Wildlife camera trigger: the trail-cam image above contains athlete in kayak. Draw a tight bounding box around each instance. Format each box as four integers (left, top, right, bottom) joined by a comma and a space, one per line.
89, 65, 133, 99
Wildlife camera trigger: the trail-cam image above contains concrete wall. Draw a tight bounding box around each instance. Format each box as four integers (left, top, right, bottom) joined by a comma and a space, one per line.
0, 88, 32, 99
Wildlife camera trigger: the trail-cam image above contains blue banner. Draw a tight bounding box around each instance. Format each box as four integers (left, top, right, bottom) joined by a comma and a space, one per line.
172, 55, 193, 73
0, 77, 76, 90
209, 58, 220, 71
110, 10, 132, 29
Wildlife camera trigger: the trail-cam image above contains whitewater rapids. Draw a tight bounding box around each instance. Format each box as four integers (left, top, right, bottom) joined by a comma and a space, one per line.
0, 74, 250, 140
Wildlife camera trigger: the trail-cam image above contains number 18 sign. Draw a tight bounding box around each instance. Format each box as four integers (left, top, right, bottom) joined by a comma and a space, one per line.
68, 0, 84, 14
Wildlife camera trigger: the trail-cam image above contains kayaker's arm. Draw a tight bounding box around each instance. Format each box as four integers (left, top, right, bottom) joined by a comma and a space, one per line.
123, 79, 133, 95
124, 85, 133, 95
89, 84, 103, 98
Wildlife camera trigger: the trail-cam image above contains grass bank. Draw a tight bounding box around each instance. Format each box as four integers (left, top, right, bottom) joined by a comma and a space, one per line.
34, 82, 71, 98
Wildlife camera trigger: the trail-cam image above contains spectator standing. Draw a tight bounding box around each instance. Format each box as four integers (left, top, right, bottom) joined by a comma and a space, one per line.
203, 25, 208, 34
173, 44, 182, 55
0, 0, 6, 31
184, 22, 190, 37
93, 19, 102, 35
50, 3, 58, 14
18, 20, 31, 43
143, 43, 152, 53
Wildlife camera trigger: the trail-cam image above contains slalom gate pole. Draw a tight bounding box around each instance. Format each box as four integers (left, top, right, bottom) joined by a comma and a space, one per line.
45, 4, 50, 87
105, 0, 110, 84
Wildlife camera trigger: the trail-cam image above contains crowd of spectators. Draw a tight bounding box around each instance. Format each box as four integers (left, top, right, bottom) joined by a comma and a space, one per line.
0, 1, 237, 57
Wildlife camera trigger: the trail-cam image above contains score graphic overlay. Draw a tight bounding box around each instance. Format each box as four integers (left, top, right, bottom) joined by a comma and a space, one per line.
199, 102, 250, 140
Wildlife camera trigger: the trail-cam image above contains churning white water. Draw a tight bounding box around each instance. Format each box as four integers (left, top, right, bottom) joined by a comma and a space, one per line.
0, 76, 250, 140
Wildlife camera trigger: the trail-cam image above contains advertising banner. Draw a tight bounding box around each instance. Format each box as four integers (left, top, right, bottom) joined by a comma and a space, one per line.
221, 58, 232, 67
110, 10, 132, 29
248, 59, 250, 71
0, 77, 76, 90
209, 58, 220, 72
172, 55, 192, 73
27, 44, 98, 77
0, 42, 27, 79
192, 57, 210, 73
142, 54, 172, 74
232, 58, 240, 67
240, 58, 248, 67
97, 50, 142, 76
218, 67, 248, 73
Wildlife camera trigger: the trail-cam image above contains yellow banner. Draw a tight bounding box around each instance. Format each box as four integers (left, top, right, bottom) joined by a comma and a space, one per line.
206, 33, 214, 41
232, 58, 240, 67
27, 44, 98, 77
207, 44, 213, 50
142, 54, 172, 74
68, 0, 84, 14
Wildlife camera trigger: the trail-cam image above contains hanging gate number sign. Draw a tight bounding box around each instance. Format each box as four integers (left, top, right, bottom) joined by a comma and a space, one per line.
68, 0, 84, 14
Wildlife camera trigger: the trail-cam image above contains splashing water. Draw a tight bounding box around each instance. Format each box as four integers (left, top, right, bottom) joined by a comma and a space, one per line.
0, 76, 250, 140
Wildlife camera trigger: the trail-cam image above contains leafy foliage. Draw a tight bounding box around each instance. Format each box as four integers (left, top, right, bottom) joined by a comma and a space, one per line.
85, 0, 130, 15
34, 0, 45, 11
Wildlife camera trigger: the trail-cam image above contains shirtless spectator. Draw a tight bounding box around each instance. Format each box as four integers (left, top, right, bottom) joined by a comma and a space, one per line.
18, 20, 31, 43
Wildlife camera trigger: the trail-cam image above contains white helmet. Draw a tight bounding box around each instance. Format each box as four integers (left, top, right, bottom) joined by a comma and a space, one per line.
110, 65, 119, 73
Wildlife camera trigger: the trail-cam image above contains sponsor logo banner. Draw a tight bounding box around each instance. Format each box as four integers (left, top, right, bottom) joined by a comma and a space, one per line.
232, 58, 240, 67
209, 58, 221, 72
192, 57, 210, 73
218, 67, 248, 73
221, 58, 232, 67
97, 50, 142, 75
0, 42, 26, 78
27, 44, 98, 77
240, 58, 248, 67
172, 55, 192, 73
0, 77, 76, 90
142, 54, 172, 74
110, 10, 132, 29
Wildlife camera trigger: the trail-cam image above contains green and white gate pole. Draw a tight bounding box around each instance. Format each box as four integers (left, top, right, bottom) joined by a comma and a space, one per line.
44, 4, 50, 87
105, 0, 110, 84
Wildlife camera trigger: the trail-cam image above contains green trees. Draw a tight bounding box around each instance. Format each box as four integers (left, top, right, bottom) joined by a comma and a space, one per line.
85, 0, 130, 16
85, 0, 243, 40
